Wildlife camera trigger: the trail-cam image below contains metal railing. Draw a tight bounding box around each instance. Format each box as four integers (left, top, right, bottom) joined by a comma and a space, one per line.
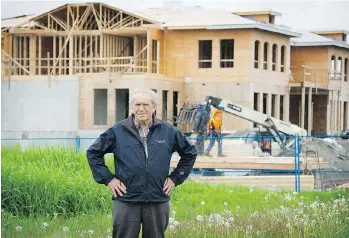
2, 134, 348, 192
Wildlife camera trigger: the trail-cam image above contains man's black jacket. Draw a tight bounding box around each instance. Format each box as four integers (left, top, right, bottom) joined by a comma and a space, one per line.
86, 116, 197, 202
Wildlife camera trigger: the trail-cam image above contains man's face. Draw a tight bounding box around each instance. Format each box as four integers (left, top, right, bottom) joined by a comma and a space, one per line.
131, 93, 156, 123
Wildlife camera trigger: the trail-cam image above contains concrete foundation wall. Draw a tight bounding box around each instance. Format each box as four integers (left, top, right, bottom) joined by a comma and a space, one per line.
78, 73, 184, 130
1, 75, 79, 133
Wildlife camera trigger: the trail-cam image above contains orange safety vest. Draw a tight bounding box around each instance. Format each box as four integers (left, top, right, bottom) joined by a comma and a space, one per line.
208, 109, 223, 131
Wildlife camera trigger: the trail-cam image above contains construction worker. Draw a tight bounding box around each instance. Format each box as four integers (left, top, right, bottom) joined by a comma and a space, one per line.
252, 141, 263, 156
193, 102, 209, 155
203, 105, 225, 157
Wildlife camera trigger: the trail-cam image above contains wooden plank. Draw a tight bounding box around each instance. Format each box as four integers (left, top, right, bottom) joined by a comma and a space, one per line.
74, 35, 77, 74
170, 156, 331, 170
1, 50, 30, 74
29, 36, 36, 75
20, 37, 24, 74
146, 29, 151, 73
47, 52, 51, 87
191, 175, 315, 190
64, 36, 67, 74
50, 14, 68, 31
38, 36, 42, 75
53, 36, 56, 75
13, 36, 17, 74
69, 36, 74, 75
84, 35, 88, 73
79, 35, 82, 73
58, 36, 62, 75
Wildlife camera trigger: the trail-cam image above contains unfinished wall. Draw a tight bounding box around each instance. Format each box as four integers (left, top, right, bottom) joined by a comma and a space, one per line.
290, 46, 330, 85
185, 81, 250, 131
163, 29, 253, 83
1, 75, 79, 134
78, 73, 184, 129
312, 94, 328, 134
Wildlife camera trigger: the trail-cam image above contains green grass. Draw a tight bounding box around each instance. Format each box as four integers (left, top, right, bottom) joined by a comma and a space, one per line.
1, 146, 114, 217
2, 146, 349, 237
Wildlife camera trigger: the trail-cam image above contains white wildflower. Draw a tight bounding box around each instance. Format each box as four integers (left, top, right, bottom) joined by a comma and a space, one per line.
41, 222, 49, 228
63, 226, 69, 232
169, 217, 174, 224
173, 221, 179, 227
201, 201, 205, 206
224, 202, 228, 206
229, 217, 235, 222
169, 225, 175, 231
16, 226, 22, 231
196, 215, 204, 221
171, 211, 176, 217
219, 220, 225, 225
88, 230, 94, 235
107, 228, 111, 233
224, 221, 230, 227
107, 214, 112, 219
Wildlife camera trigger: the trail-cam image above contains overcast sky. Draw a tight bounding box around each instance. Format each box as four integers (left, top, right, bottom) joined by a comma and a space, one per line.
2, 0, 349, 36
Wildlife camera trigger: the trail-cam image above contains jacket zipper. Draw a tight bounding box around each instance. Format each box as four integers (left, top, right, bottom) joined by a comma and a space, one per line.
141, 127, 149, 170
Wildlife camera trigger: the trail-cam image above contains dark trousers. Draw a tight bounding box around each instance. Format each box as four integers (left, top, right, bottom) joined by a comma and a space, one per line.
195, 132, 205, 155
112, 200, 170, 238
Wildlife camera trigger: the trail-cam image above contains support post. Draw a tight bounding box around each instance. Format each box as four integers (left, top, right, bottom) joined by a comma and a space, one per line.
308, 87, 312, 135
29, 36, 36, 75
301, 85, 305, 129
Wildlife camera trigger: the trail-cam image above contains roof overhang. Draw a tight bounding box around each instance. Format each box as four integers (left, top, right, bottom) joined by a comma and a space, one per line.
206, 23, 301, 37
291, 41, 349, 49
311, 30, 349, 35
233, 10, 282, 17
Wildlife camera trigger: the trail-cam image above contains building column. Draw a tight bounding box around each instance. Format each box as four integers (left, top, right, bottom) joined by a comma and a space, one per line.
107, 88, 116, 127
301, 86, 306, 129
267, 93, 272, 116
268, 43, 273, 71
284, 88, 290, 123
275, 94, 280, 119
258, 93, 263, 113
258, 42, 263, 70
168, 90, 174, 122
326, 90, 332, 134
307, 87, 313, 135
333, 92, 337, 134
340, 100, 344, 131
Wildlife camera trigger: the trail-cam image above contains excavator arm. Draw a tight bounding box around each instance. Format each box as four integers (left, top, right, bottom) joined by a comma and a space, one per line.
204, 96, 307, 150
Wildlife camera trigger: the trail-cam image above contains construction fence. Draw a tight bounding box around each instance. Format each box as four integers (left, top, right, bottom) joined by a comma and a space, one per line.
2, 134, 349, 192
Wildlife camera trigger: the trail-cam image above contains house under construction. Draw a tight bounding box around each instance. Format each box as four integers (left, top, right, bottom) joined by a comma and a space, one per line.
1, 2, 349, 139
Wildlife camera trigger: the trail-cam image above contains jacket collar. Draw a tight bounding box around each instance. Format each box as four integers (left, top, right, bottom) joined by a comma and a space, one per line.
122, 114, 161, 130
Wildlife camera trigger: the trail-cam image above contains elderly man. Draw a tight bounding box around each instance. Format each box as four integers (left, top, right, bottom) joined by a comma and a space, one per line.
252, 141, 263, 157
87, 88, 197, 238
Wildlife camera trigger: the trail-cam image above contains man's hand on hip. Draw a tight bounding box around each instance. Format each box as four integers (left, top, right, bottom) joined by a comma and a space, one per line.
163, 178, 175, 196
108, 178, 127, 197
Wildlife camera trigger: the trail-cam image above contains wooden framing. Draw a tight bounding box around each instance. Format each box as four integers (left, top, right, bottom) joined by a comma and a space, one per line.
1, 3, 158, 76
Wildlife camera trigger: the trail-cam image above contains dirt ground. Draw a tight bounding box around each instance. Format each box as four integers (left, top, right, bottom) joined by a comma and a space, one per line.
302, 138, 349, 170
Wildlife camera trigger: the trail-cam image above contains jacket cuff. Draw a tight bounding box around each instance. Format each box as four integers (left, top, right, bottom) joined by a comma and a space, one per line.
168, 174, 181, 186
104, 176, 115, 186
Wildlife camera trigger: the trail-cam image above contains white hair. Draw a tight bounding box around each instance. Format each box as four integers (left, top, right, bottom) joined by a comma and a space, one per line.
252, 141, 259, 147
131, 88, 158, 105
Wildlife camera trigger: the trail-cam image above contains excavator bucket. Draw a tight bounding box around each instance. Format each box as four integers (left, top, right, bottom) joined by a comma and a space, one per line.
174, 103, 199, 124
